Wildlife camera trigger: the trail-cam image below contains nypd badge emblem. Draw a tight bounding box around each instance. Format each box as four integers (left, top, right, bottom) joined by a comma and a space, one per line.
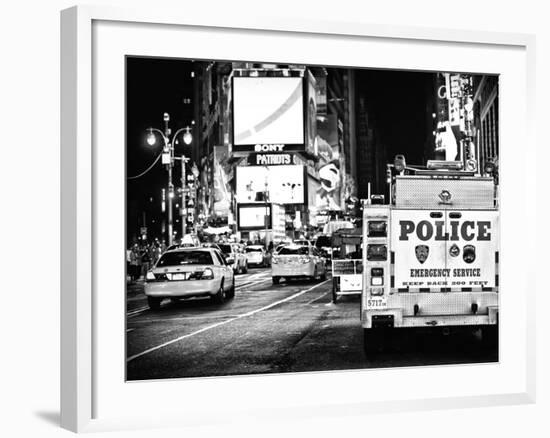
463, 245, 476, 263
438, 190, 452, 204
415, 245, 429, 264
449, 243, 460, 257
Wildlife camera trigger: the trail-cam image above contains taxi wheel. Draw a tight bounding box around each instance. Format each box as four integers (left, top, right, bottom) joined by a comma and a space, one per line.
311, 268, 318, 282
331, 279, 338, 303
272, 276, 280, 285
211, 281, 226, 304
226, 278, 235, 299
147, 296, 162, 310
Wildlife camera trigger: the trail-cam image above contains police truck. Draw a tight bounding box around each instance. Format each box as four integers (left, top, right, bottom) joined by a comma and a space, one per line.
361, 156, 499, 352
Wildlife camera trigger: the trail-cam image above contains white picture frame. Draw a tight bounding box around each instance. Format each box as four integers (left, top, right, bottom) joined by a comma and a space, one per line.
60, 5, 536, 433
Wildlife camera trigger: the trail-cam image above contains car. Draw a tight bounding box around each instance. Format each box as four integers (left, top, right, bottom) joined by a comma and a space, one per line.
217, 243, 248, 274
313, 234, 333, 260
271, 244, 327, 284
245, 245, 269, 267
144, 247, 235, 309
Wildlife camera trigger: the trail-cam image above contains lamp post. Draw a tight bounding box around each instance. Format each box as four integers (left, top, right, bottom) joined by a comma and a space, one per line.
146, 113, 192, 246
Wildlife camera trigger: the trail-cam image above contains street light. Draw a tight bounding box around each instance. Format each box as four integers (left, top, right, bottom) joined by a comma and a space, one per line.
183, 127, 192, 145
145, 116, 193, 246
146, 129, 157, 146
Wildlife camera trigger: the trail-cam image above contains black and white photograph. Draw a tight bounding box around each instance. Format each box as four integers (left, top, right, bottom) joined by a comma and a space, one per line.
125, 57, 500, 381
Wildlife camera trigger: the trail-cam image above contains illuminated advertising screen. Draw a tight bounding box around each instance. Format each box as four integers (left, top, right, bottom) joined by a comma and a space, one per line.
236, 165, 305, 204
237, 204, 271, 230
232, 77, 304, 152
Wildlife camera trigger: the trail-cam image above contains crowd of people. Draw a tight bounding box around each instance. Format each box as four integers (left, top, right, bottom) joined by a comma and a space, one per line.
126, 238, 166, 282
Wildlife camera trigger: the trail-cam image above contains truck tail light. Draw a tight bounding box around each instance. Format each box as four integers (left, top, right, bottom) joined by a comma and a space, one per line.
370, 288, 384, 296
367, 221, 387, 237
367, 244, 387, 261
271, 256, 279, 264
300, 257, 311, 264
370, 267, 384, 286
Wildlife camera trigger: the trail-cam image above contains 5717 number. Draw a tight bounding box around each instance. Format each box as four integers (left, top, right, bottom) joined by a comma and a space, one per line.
367, 298, 387, 308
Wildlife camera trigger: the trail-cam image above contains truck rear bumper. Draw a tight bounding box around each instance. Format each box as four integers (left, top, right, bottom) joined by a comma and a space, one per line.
362, 309, 498, 328
361, 292, 498, 328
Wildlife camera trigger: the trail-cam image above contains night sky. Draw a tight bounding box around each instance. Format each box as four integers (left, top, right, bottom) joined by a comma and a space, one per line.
356, 68, 433, 166
126, 57, 195, 241
126, 57, 434, 243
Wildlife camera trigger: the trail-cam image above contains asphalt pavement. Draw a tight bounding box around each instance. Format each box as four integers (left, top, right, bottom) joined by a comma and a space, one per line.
126, 267, 497, 381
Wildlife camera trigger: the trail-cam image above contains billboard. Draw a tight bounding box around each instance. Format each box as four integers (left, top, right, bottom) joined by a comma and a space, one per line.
315, 160, 342, 210
237, 204, 271, 229
236, 165, 305, 205
232, 77, 304, 152
306, 71, 317, 155
212, 146, 231, 217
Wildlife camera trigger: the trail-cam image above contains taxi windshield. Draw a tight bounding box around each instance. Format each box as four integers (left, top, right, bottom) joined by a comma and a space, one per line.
157, 251, 213, 266
278, 246, 309, 255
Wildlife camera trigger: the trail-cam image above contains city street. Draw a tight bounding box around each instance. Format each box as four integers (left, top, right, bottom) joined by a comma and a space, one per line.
126, 268, 497, 381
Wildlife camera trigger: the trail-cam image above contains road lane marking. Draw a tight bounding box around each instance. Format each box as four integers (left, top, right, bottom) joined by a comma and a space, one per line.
127, 279, 330, 362
247, 271, 269, 280
126, 278, 273, 318
306, 291, 329, 305
130, 314, 242, 323
235, 278, 271, 289
127, 306, 149, 317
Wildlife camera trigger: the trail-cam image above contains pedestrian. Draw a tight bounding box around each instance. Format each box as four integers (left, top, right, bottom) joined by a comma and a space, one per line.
148, 241, 158, 266
129, 244, 141, 281
141, 243, 151, 279
126, 247, 132, 281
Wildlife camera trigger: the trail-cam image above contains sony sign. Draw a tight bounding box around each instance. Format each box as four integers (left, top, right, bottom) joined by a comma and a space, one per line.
254, 144, 286, 152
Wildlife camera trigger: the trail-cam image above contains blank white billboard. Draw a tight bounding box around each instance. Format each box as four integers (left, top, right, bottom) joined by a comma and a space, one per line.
238, 205, 270, 228
233, 77, 304, 147
236, 165, 305, 204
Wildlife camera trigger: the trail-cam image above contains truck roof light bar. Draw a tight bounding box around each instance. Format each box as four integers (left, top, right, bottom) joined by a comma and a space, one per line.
426, 160, 464, 170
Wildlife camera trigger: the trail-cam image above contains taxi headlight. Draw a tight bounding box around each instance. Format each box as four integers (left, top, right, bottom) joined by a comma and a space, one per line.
145, 271, 156, 281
